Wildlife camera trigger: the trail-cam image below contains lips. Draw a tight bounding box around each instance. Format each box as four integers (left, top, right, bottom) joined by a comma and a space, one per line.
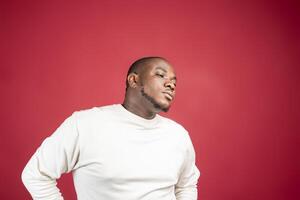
162, 91, 174, 101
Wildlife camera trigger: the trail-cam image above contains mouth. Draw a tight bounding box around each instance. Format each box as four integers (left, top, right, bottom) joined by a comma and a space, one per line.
162, 91, 174, 101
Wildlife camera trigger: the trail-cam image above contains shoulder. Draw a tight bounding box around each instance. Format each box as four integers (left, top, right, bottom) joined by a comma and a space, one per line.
159, 115, 187, 132
159, 115, 191, 142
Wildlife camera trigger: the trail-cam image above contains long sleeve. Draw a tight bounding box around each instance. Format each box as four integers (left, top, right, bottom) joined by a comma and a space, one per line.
21, 112, 80, 200
175, 135, 200, 200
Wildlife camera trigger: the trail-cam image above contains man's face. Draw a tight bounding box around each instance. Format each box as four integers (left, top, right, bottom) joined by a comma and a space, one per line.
139, 59, 177, 112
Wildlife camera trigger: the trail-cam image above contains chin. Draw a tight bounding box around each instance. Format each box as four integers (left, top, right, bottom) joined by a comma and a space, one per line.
161, 106, 170, 112
157, 101, 171, 112
141, 88, 171, 112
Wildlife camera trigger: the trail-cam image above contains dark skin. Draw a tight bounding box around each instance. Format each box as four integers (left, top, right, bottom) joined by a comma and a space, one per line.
122, 58, 177, 119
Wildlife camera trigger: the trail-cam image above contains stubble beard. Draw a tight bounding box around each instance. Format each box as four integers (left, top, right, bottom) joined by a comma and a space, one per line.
141, 88, 170, 112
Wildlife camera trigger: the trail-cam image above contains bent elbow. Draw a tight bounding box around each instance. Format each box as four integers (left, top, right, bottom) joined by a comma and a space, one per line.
21, 166, 30, 187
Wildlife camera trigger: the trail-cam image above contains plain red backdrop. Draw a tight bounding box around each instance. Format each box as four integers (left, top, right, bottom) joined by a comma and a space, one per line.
1, 0, 299, 199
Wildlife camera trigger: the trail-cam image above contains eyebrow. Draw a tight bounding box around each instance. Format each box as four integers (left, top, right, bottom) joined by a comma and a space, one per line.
155, 66, 177, 81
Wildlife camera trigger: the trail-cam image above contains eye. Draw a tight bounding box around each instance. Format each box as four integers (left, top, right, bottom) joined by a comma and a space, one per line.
156, 73, 165, 78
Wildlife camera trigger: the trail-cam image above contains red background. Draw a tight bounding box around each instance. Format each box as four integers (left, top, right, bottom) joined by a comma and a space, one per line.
1, 0, 299, 199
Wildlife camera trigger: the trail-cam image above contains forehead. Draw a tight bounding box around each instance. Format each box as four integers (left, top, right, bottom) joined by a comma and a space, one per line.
144, 59, 176, 75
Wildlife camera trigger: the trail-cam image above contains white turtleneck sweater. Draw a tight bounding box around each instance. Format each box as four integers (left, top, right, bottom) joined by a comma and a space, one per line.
22, 104, 200, 200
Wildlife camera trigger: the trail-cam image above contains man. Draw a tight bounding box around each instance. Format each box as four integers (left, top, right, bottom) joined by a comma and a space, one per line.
22, 57, 200, 200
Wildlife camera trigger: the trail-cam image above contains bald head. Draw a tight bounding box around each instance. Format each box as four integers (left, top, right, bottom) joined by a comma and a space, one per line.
125, 57, 169, 89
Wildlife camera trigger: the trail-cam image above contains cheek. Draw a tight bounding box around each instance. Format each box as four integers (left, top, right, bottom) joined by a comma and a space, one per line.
150, 83, 163, 95
144, 86, 158, 97
142, 78, 165, 98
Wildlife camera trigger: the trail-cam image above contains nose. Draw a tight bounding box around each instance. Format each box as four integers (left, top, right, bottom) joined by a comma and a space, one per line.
164, 80, 176, 91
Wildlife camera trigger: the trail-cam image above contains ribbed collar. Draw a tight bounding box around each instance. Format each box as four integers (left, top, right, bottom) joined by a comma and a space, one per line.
115, 104, 162, 128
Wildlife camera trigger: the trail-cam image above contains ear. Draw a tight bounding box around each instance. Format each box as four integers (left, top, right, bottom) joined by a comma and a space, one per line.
127, 72, 139, 88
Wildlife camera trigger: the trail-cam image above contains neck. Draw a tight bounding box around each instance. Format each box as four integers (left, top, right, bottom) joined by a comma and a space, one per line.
122, 98, 158, 120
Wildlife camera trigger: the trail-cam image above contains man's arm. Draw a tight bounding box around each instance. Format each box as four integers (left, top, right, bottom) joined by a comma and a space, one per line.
21, 112, 80, 200
175, 135, 200, 200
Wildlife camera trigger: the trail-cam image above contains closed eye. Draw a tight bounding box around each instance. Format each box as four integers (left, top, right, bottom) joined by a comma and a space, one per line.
156, 73, 165, 78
